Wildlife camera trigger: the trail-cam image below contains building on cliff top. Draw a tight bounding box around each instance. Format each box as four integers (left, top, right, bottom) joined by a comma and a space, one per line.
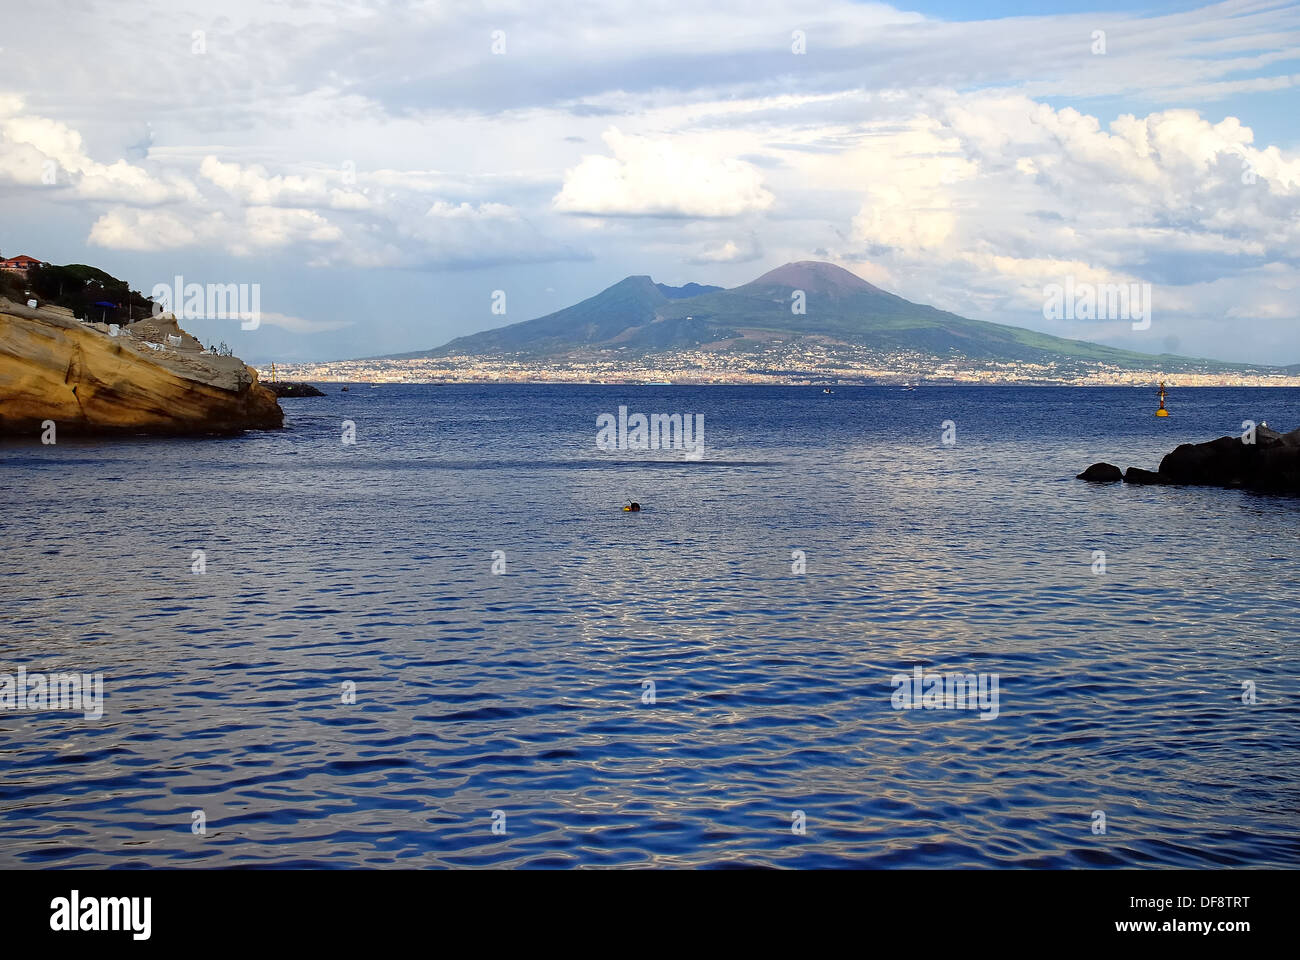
0, 254, 47, 274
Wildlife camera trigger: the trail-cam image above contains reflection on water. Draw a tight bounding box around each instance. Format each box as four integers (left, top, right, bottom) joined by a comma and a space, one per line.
1, 385, 1298, 867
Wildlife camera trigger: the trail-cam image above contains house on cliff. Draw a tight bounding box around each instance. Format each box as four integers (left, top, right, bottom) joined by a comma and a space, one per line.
0, 254, 47, 274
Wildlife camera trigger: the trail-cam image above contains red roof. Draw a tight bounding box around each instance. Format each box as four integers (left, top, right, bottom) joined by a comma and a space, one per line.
2, 255, 42, 265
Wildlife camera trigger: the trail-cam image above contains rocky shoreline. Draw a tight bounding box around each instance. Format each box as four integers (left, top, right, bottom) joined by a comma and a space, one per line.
0, 298, 283, 436
1079, 423, 1300, 493
264, 381, 325, 397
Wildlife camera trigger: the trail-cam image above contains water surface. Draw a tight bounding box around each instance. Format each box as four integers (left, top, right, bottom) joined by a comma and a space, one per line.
1, 385, 1297, 867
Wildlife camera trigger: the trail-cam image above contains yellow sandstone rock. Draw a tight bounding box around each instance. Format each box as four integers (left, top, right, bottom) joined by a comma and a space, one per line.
0, 298, 283, 435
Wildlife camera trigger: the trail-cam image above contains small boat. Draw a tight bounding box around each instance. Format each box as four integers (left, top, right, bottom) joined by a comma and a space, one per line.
822, 388, 834, 395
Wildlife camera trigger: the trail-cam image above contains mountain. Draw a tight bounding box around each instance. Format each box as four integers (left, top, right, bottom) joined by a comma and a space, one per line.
647, 261, 1165, 366
391, 275, 732, 358
400, 260, 1254, 371
655, 281, 723, 300
390, 276, 664, 358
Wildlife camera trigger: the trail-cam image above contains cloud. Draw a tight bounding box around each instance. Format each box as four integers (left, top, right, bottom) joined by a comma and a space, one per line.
68, 144, 581, 269
200, 156, 370, 211
239, 207, 343, 251
689, 235, 763, 264
75, 160, 199, 205
0, 97, 197, 203
87, 208, 204, 251
257, 311, 353, 334
87, 205, 344, 255
426, 201, 516, 220
767, 92, 1300, 353
3, 93, 586, 271
553, 128, 774, 217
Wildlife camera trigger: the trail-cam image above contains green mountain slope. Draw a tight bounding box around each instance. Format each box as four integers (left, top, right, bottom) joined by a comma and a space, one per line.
651, 262, 1181, 366
399, 260, 1260, 371
392, 275, 669, 359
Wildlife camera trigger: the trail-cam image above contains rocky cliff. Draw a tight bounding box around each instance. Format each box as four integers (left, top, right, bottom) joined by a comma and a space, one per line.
0, 298, 282, 435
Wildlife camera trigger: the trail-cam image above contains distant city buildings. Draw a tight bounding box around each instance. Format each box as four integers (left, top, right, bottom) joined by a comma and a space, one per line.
261, 338, 1300, 388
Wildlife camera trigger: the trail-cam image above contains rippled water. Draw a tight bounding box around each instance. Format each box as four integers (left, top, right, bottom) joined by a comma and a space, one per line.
1, 384, 1298, 868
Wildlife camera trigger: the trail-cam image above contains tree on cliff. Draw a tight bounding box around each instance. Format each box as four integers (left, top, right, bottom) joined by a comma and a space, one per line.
0, 269, 26, 302
25, 264, 154, 322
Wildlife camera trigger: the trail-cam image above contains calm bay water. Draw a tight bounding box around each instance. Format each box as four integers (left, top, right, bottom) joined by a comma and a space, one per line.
1, 384, 1298, 868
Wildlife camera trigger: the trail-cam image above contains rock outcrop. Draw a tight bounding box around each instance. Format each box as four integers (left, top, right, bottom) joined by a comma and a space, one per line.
1122, 467, 1168, 485
1077, 462, 1123, 482
1157, 424, 1300, 491
265, 381, 325, 397
0, 298, 282, 435
1078, 424, 1300, 493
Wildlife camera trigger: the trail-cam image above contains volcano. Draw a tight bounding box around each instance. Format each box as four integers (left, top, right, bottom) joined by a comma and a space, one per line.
392, 261, 1238, 371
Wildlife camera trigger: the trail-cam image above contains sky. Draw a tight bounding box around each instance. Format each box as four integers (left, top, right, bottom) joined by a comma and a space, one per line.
1, 0, 1297, 365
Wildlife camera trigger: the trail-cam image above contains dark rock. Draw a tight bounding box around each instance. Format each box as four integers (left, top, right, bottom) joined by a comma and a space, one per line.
1157, 424, 1300, 492
265, 381, 325, 397
1077, 462, 1123, 482
1123, 467, 1169, 485
1089, 423, 1300, 493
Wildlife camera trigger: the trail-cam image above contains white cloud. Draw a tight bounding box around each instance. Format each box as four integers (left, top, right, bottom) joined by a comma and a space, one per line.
239, 207, 343, 250
76, 160, 199, 205
200, 156, 369, 210
689, 235, 763, 264
757, 92, 1300, 354
554, 128, 774, 217
0, 99, 197, 203
426, 200, 516, 219
257, 311, 353, 333
87, 208, 203, 251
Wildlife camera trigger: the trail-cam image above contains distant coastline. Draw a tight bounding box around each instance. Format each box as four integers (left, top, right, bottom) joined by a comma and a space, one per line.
259, 357, 1300, 388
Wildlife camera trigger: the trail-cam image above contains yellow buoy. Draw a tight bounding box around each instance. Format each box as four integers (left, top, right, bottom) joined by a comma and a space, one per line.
1155, 381, 1170, 417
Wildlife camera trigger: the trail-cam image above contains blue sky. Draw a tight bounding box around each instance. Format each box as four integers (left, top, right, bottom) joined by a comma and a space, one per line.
1, 0, 1298, 364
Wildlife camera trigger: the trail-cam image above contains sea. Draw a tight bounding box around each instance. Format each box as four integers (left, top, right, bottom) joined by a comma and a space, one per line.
1, 384, 1297, 868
